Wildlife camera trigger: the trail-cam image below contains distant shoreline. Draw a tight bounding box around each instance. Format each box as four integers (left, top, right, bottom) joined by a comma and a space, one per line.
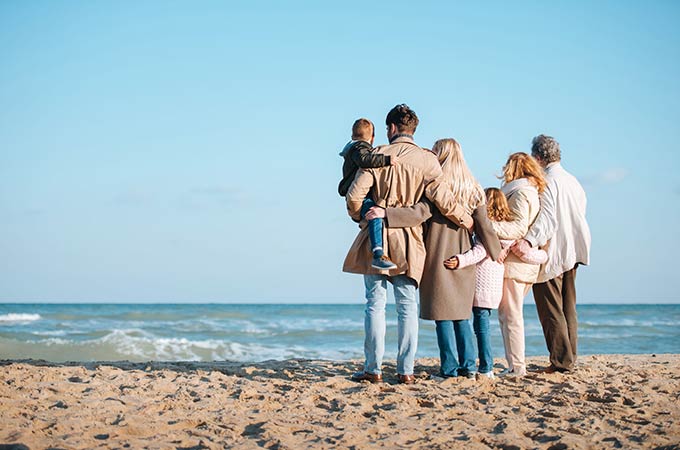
2, 301, 680, 305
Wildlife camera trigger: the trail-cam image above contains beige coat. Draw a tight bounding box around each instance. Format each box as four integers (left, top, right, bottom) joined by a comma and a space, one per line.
492, 179, 541, 283
343, 137, 471, 285
385, 201, 501, 320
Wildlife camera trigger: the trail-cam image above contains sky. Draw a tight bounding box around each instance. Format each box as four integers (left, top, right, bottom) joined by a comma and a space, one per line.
1, 1, 679, 304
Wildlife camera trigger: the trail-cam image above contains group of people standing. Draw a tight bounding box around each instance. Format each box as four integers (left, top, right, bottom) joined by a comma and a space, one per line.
339, 104, 591, 384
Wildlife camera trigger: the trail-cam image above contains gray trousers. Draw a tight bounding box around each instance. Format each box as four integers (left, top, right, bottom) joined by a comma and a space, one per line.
532, 266, 578, 371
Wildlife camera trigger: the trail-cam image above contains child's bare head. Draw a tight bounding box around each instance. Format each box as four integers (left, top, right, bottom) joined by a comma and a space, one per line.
351, 118, 375, 143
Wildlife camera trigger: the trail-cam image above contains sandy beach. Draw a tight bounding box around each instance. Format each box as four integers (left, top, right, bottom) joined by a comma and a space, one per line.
1, 354, 678, 449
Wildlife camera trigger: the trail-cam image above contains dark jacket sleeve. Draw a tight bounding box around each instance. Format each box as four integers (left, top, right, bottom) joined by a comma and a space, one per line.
384, 198, 434, 228
351, 142, 391, 168
473, 205, 502, 261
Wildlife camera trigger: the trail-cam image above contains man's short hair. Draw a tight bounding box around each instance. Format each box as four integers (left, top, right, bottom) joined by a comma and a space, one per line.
352, 118, 374, 141
531, 134, 561, 163
385, 104, 419, 134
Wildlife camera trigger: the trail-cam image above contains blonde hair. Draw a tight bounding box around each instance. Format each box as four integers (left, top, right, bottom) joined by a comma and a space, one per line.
431, 138, 484, 213
485, 187, 513, 222
500, 152, 547, 193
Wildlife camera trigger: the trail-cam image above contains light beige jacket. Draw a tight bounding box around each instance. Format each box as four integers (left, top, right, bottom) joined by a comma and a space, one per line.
492, 178, 541, 283
343, 136, 471, 285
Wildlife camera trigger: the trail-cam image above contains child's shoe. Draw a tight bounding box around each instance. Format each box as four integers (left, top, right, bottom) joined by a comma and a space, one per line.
371, 255, 397, 270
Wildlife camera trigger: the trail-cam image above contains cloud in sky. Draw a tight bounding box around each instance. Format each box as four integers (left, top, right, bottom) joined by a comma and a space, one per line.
582, 168, 629, 186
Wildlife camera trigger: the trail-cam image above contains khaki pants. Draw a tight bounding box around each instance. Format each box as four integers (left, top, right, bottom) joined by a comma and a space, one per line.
532, 266, 578, 371
498, 278, 531, 374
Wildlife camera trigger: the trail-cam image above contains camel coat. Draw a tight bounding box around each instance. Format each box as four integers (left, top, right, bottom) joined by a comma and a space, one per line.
385, 200, 502, 321
342, 137, 472, 285
492, 179, 541, 283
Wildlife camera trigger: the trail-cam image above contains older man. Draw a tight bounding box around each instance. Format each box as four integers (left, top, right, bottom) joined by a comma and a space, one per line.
513, 134, 591, 373
343, 104, 472, 384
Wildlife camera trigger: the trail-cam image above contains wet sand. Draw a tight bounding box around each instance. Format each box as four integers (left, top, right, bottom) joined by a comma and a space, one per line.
1, 354, 679, 449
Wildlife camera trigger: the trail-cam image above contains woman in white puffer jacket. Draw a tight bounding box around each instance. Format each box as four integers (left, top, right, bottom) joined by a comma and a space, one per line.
491, 153, 547, 377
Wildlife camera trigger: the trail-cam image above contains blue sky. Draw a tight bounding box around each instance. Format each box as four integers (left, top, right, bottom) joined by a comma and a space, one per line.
1, 1, 679, 303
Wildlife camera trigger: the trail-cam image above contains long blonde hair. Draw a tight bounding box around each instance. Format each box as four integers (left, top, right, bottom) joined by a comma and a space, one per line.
431, 138, 484, 213
500, 152, 547, 193
485, 187, 513, 222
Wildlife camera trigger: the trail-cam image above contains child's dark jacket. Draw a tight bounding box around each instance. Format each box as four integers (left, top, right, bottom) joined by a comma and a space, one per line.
338, 141, 392, 197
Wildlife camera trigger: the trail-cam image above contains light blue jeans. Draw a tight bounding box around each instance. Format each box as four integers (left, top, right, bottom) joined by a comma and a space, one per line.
363, 274, 418, 376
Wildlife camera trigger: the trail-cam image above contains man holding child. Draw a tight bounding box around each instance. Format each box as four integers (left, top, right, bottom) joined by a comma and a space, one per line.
343, 104, 474, 384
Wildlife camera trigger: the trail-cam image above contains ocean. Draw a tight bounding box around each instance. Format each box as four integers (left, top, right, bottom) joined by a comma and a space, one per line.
0, 303, 678, 363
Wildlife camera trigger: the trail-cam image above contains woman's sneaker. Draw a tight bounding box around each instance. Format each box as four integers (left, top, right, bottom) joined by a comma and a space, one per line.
371, 255, 397, 270
499, 368, 526, 378
476, 371, 495, 380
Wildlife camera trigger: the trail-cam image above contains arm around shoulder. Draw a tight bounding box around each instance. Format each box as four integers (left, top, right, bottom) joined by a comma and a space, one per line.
473, 205, 502, 261
425, 176, 474, 229
351, 143, 391, 168
384, 198, 434, 228
525, 183, 557, 247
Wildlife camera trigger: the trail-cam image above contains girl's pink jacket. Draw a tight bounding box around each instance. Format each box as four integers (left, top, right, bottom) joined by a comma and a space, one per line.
456, 239, 547, 309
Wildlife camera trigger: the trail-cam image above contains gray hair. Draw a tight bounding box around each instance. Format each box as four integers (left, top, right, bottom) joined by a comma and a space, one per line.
531, 134, 561, 163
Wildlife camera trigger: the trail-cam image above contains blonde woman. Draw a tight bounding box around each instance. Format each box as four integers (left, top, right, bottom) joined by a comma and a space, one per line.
372, 139, 501, 378
493, 152, 547, 377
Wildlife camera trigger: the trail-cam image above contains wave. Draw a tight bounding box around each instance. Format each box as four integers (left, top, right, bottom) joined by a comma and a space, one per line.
579, 319, 679, 328
10, 329, 363, 362
0, 313, 41, 323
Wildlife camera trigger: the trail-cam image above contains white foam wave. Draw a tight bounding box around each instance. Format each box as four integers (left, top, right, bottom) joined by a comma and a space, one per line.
26, 328, 356, 362
0, 313, 42, 323
32, 330, 68, 337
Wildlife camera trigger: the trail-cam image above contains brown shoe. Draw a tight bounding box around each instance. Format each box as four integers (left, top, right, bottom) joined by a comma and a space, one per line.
533, 365, 569, 374
397, 374, 416, 384
351, 371, 382, 383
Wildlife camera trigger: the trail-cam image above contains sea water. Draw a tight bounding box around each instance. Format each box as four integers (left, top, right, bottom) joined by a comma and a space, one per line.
0, 303, 678, 362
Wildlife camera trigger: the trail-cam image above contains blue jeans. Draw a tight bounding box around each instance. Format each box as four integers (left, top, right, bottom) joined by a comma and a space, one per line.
363, 274, 418, 375
435, 319, 476, 377
473, 307, 493, 373
360, 198, 384, 257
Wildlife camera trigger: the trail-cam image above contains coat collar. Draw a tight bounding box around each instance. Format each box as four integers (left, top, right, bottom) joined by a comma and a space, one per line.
389, 134, 415, 145
545, 161, 562, 174
501, 178, 536, 197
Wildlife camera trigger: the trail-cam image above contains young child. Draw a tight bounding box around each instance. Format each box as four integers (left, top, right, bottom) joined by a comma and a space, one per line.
338, 118, 398, 270
445, 187, 547, 379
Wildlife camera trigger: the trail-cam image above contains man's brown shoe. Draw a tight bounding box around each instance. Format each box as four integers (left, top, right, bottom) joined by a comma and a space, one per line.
398, 374, 416, 384
351, 371, 382, 383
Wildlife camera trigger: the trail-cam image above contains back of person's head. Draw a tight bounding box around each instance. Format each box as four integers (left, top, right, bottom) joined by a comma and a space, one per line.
485, 187, 514, 222
385, 104, 419, 134
352, 118, 374, 142
432, 138, 484, 212
501, 152, 547, 193
531, 134, 561, 163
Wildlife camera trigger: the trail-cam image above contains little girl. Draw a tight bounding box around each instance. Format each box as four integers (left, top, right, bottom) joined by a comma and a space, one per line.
444, 188, 547, 379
